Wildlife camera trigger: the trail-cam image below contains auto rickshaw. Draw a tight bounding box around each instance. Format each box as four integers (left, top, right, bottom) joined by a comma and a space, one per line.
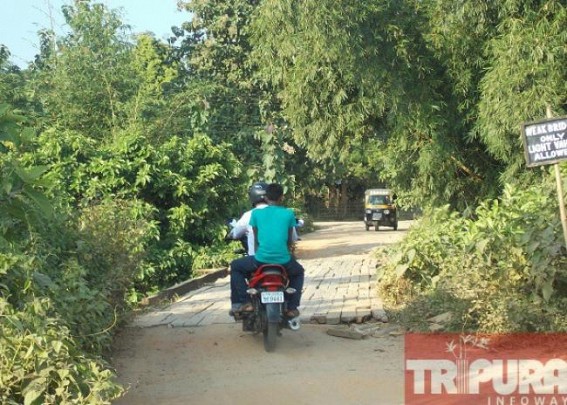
364, 189, 398, 231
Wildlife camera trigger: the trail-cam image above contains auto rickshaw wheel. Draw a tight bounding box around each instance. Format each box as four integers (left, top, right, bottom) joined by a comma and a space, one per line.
365, 223, 370, 231
374, 224, 379, 231
393, 221, 398, 231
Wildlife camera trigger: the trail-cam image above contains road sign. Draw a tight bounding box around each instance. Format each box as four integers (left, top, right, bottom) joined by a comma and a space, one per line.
522, 111, 567, 249
521, 116, 567, 167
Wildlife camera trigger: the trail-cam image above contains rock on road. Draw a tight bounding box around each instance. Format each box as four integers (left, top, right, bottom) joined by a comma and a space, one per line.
112, 220, 412, 405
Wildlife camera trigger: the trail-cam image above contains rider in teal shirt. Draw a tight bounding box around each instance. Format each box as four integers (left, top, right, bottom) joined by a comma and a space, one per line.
250, 204, 296, 264
229, 183, 305, 318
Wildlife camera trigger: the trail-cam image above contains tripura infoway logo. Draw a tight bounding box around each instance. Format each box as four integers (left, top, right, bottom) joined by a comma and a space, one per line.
405, 333, 567, 405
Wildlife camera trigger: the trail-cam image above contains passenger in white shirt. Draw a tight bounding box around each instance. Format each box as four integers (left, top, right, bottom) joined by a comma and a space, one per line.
229, 181, 299, 256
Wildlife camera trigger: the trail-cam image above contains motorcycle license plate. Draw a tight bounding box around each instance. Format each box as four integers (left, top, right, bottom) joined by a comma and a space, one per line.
372, 213, 382, 220
261, 291, 284, 304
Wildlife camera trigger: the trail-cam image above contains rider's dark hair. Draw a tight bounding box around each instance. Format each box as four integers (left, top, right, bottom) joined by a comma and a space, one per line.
265, 183, 284, 202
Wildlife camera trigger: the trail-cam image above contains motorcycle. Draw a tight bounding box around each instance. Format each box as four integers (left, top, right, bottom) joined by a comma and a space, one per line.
226, 216, 303, 352
233, 263, 301, 352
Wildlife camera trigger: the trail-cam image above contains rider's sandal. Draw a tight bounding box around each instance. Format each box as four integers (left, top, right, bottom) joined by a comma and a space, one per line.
285, 309, 300, 318
229, 303, 253, 316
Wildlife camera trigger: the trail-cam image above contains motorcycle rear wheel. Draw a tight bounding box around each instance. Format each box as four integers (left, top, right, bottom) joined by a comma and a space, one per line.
263, 322, 278, 352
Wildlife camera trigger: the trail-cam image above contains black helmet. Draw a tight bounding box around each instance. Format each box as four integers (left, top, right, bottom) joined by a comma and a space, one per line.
248, 181, 268, 206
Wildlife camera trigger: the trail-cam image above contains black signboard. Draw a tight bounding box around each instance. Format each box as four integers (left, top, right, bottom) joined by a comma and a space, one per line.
522, 116, 567, 167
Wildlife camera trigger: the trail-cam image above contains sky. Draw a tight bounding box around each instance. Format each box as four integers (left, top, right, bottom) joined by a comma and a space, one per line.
0, 0, 188, 67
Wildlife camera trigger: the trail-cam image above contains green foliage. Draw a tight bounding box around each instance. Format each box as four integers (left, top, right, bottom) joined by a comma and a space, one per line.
476, 1, 567, 181
1, 106, 123, 403
250, 0, 494, 209
0, 104, 53, 247
177, 0, 258, 86
75, 199, 157, 302
0, 294, 122, 404
192, 241, 240, 271
34, 128, 244, 291
19, 0, 247, 290
379, 176, 567, 332
0, 50, 30, 112
252, 0, 390, 158
175, 0, 315, 195
122, 34, 180, 142
2, 0, 565, 400
34, 2, 135, 140
3, 250, 116, 356
250, 0, 566, 209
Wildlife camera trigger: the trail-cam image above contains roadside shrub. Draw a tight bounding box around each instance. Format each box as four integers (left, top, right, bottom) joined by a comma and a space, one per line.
1, 106, 124, 403
75, 198, 158, 306
35, 129, 244, 293
378, 178, 567, 333
2, 197, 156, 354
192, 241, 241, 271
377, 205, 467, 303
0, 295, 122, 404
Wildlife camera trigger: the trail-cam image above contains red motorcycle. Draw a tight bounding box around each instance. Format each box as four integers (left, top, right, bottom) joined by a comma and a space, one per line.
236, 264, 301, 352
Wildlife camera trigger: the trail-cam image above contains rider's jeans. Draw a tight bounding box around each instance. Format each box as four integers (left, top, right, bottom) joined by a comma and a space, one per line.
230, 256, 305, 310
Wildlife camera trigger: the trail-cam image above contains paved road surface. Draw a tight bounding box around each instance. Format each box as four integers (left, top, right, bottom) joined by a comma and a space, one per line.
112, 221, 411, 405
130, 221, 410, 328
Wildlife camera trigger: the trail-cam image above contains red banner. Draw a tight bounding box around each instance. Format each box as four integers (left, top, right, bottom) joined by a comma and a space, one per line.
405, 333, 567, 405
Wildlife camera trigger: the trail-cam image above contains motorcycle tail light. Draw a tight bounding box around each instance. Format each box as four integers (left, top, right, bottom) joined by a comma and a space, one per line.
246, 288, 258, 295
285, 287, 297, 294
264, 275, 285, 286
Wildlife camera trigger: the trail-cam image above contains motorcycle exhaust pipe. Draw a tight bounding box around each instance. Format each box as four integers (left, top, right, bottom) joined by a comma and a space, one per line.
288, 317, 301, 331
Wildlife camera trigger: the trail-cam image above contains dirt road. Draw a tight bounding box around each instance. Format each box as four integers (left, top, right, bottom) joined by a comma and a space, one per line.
111, 221, 411, 405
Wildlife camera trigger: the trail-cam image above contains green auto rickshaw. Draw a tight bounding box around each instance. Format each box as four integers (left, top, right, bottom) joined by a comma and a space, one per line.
364, 189, 398, 231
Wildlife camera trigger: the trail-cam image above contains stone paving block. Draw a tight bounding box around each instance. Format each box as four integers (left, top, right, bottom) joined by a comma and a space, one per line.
340, 291, 359, 320
371, 308, 389, 323
171, 303, 214, 327
302, 266, 336, 319
130, 312, 173, 328
301, 261, 331, 301
340, 310, 358, 323
130, 250, 388, 328
327, 326, 365, 340
355, 307, 373, 323
325, 312, 342, 325
370, 291, 388, 322
199, 300, 232, 326
356, 300, 372, 317
357, 278, 371, 300
309, 314, 327, 324
176, 285, 214, 303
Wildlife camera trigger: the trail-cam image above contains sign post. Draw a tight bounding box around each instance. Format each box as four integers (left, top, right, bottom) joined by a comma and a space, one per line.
521, 109, 567, 248
554, 163, 567, 248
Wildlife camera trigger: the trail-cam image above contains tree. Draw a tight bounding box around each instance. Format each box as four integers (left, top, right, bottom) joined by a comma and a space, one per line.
250, 0, 493, 209
0, 47, 31, 112
175, 0, 300, 187
475, 0, 567, 181
33, 1, 135, 140
250, 0, 566, 209
420, 0, 567, 188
